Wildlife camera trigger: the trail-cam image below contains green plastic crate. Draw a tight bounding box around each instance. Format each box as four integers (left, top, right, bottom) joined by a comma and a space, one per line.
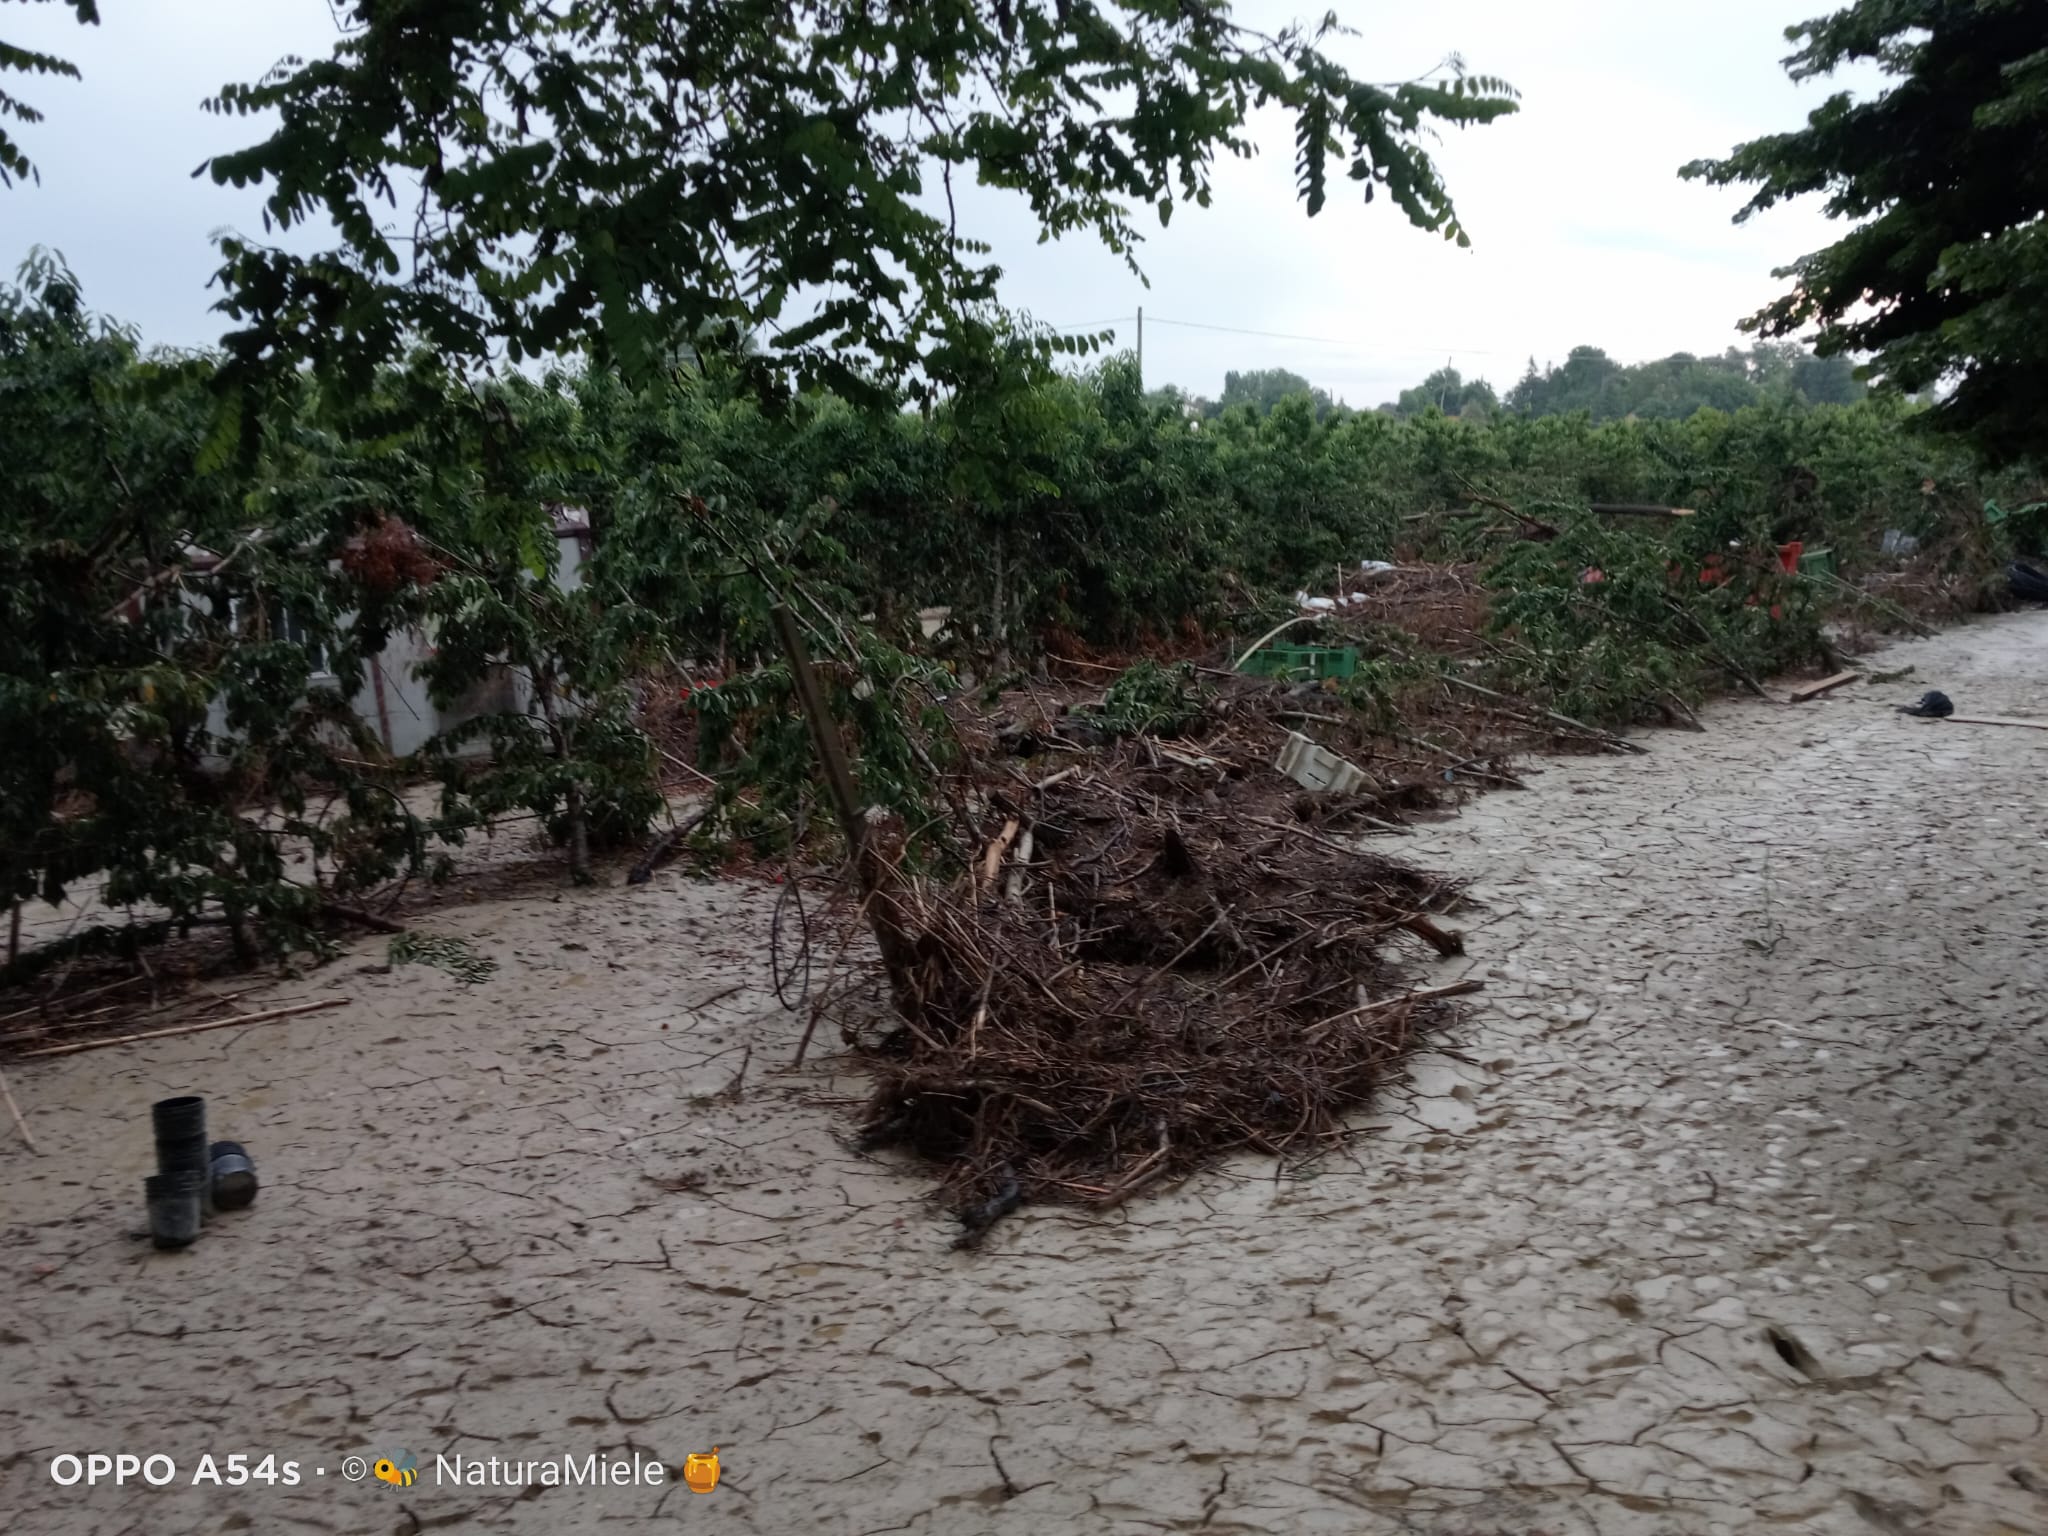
1798, 546, 1837, 579
1239, 644, 1359, 682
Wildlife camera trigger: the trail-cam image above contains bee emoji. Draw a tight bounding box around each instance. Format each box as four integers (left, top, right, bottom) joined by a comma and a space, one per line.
683, 1448, 720, 1494
373, 1452, 419, 1488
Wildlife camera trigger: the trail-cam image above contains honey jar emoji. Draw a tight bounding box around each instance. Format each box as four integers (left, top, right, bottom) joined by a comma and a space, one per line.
683, 1448, 720, 1494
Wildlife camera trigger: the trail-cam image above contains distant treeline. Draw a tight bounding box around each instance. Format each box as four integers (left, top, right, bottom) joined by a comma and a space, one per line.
1149, 342, 1866, 426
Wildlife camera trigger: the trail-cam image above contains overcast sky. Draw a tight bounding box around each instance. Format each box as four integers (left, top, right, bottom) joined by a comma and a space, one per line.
5, 1, 1871, 406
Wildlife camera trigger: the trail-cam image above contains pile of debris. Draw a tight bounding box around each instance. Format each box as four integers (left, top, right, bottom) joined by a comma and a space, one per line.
802, 567, 1660, 1239
848, 751, 1475, 1244
1311, 560, 1491, 658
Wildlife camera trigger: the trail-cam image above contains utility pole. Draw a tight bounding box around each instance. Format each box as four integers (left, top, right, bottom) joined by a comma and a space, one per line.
1136, 305, 1143, 389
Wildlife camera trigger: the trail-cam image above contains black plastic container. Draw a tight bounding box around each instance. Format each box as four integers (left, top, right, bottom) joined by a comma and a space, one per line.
208, 1140, 258, 1211
145, 1171, 205, 1249
151, 1095, 206, 1138
152, 1097, 209, 1178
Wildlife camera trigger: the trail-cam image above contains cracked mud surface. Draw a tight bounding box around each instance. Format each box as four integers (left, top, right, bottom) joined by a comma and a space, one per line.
2, 612, 2045, 1535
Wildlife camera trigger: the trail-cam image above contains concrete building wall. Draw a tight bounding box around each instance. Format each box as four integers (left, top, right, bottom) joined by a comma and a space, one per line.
200, 516, 588, 762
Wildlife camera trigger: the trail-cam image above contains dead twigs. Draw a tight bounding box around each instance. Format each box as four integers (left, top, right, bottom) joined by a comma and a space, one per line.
0, 1065, 37, 1152
845, 755, 1475, 1238
18, 997, 348, 1059
1435, 673, 1646, 754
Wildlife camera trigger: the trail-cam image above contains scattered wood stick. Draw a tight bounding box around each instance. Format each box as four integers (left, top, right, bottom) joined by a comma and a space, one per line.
1101, 1122, 1173, 1208
791, 882, 886, 1069
1245, 816, 1373, 857
1436, 674, 1647, 754
980, 818, 1022, 884
1786, 670, 1860, 703
1587, 503, 1696, 518
1944, 715, 2048, 732
0, 970, 149, 1026
0, 1064, 37, 1152
1305, 978, 1484, 1036
1663, 598, 1772, 700
627, 803, 717, 885
319, 900, 407, 935
1438, 755, 1530, 791
1803, 568, 1937, 638
1398, 914, 1466, 957
1459, 488, 1560, 540
19, 997, 348, 1059
657, 746, 721, 787
1004, 827, 1035, 904
1661, 692, 1706, 732
1049, 654, 1238, 680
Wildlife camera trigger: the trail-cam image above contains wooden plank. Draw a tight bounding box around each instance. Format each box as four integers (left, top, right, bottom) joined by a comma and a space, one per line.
1786, 670, 1860, 702
1945, 715, 2048, 732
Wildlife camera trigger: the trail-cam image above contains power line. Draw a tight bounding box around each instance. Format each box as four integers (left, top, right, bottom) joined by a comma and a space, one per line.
1044, 311, 1511, 361
1146, 314, 1504, 358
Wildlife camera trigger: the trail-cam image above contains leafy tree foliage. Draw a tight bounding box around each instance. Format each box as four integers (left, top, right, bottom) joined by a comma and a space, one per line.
198, 0, 1517, 416
0, 256, 420, 970
1381, 366, 1497, 419
1485, 519, 1819, 727
1370, 343, 1865, 425
3, 251, 2024, 970
0, 0, 95, 187
1682, 0, 2048, 464
613, 344, 2003, 649
1485, 343, 1865, 421
3, 260, 665, 966
1210, 366, 1341, 420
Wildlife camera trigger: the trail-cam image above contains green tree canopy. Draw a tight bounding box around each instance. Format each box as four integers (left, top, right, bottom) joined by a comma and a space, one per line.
1382, 366, 1497, 419
0, 0, 97, 187
196, 1, 1515, 418
1478, 342, 1866, 422
1210, 366, 1340, 419
1682, 0, 2048, 464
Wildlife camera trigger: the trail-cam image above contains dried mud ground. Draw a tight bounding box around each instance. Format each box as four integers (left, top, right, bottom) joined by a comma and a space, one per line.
3, 612, 2046, 1536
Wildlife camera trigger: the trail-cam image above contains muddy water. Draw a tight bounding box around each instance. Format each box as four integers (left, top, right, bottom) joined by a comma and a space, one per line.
1, 613, 2044, 1535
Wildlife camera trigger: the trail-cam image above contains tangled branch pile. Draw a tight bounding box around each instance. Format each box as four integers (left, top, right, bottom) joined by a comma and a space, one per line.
1324, 561, 1491, 657
850, 742, 1473, 1244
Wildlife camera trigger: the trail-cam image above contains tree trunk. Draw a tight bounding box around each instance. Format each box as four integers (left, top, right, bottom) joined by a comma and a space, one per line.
991, 536, 1012, 676
564, 777, 592, 885
533, 660, 592, 886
